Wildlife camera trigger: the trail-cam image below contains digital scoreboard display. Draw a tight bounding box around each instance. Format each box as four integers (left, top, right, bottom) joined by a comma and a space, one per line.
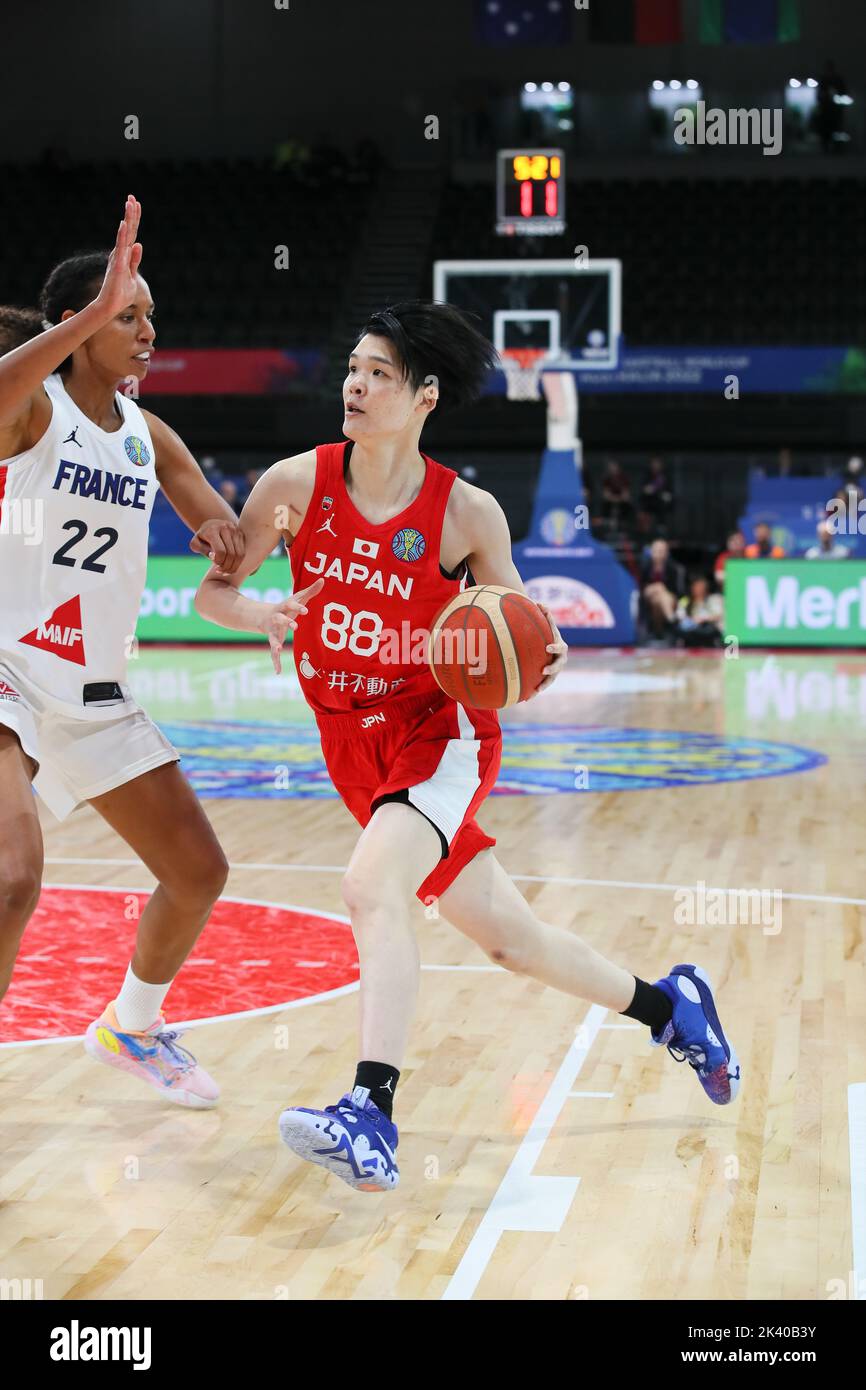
496, 148, 565, 236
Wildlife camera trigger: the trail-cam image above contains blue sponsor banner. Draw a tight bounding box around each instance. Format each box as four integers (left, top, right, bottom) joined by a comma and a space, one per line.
513, 445, 637, 645
488, 347, 866, 395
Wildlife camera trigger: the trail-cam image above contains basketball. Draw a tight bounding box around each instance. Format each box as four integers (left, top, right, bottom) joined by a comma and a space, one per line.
427, 584, 555, 709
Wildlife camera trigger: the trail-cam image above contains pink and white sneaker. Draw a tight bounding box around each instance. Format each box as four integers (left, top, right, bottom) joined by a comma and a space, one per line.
84, 1000, 219, 1109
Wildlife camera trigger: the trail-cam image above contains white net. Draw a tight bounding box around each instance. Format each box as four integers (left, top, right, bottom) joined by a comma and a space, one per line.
500, 350, 545, 401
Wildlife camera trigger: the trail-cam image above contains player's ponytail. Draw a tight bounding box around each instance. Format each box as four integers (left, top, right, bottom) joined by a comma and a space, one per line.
354, 300, 498, 417
39, 251, 110, 373
0, 305, 45, 355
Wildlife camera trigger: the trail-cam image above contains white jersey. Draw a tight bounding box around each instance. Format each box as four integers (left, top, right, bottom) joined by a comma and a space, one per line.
0, 373, 158, 720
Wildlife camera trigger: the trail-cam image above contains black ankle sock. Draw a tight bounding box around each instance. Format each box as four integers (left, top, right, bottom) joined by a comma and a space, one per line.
621, 977, 673, 1035
354, 1060, 400, 1119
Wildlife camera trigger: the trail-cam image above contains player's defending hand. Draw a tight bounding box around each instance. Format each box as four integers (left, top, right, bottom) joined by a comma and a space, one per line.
190, 518, 246, 574
93, 195, 143, 319
261, 577, 325, 673
529, 601, 568, 698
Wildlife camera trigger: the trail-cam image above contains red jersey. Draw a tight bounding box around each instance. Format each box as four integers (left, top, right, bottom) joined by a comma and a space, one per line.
288, 440, 470, 716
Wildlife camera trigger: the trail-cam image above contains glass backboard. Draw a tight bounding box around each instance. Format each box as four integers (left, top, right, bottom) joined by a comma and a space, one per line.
433, 258, 622, 371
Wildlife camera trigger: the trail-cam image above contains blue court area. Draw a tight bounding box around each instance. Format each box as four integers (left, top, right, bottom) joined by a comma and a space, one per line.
129, 646, 826, 798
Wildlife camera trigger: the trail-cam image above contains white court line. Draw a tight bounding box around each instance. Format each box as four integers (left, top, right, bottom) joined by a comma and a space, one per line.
422, 964, 501, 972
442, 1004, 607, 1301
849, 1083, 866, 1293
0, 883, 503, 1052
568, 1090, 614, 1099
42, 858, 866, 908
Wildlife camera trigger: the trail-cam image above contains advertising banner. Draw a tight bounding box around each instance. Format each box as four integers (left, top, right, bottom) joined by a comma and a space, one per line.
725, 559, 866, 647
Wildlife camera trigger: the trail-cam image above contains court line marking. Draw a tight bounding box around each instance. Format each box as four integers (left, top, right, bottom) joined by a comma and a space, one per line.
849, 1083, 866, 1295
12, 872, 862, 1302
441, 1005, 607, 1301
42, 859, 866, 908
0, 883, 505, 1052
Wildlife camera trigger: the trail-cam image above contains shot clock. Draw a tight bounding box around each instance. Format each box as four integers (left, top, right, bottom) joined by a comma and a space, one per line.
496, 148, 565, 236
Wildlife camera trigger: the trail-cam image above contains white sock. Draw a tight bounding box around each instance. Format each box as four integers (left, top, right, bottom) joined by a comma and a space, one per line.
114, 964, 172, 1032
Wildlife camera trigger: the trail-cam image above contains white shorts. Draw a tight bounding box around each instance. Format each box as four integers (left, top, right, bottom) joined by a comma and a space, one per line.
0, 664, 179, 822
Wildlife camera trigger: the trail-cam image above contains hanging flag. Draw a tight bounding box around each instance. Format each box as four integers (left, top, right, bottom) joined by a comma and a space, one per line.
699, 0, 800, 44
636, 0, 684, 44
473, 0, 572, 46
590, 0, 683, 43
698, 0, 723, 43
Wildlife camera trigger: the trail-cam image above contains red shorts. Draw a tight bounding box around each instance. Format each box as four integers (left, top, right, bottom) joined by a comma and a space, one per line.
316, 687, 502, 904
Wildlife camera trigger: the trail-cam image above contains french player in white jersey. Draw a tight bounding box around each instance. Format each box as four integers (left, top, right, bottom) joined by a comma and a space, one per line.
0, 196, 306, 1106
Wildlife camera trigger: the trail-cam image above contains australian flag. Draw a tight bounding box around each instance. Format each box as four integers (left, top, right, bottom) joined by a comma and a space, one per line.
474, 0, 572, 46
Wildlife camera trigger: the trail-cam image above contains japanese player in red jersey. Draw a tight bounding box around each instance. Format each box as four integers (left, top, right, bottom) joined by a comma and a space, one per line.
195, 302, 740, 1191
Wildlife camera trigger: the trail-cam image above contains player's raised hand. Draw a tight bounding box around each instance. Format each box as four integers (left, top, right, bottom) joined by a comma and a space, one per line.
262, 577, 324, 673
93, 195, 143, 319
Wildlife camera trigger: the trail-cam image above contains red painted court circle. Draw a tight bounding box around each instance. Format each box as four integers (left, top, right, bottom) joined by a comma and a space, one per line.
0, 886, 359, 1044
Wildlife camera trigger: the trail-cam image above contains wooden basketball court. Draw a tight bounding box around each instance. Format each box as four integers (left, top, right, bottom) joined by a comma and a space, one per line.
1, 646, 863, 1300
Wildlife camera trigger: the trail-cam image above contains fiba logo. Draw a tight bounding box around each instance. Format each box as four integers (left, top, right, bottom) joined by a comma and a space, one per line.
539, 509, 574, 546
391, 527, 426, 562
123, 435, 151, 467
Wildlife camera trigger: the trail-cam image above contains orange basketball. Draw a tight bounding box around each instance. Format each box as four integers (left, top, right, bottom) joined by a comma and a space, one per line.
427, 585, 554, 709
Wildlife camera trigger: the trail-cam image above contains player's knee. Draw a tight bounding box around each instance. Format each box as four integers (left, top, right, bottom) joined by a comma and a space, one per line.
341, 866, 400, 918
166, 844, 229, 905
0, 864, 42, 925
341, 868, 373, 915
197, 847, 230, 901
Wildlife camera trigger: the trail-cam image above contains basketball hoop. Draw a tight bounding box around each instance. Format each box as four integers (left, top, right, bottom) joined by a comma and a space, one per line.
500, 348, 547, 401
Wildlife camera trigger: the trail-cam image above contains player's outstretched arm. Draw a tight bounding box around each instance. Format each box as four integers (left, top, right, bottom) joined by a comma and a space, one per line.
463, 486, 568, 697
194, 455, 323, 673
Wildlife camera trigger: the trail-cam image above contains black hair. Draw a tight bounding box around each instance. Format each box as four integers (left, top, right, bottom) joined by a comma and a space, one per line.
0, 305, 44, 355
39, 251, 110, 373
352, 300, 498, 417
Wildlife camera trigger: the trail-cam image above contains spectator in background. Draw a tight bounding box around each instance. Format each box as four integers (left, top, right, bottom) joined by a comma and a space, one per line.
218, 479, 243, 517
745, 522, 785, 558
815, 59, 848, 153
675, 575, 724, 648
827, 476, 865, 532
715, 529, 746, 586
639, 538, 685, 641
805, 520, 850, 559
599, 460, 632, 535
639, 455, 674, 537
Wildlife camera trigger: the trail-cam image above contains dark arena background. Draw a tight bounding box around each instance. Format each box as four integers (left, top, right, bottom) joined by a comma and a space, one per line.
0, 0, 864, 1352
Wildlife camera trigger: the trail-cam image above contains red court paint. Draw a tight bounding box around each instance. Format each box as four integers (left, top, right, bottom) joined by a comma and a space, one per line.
0, 886, 358, 1044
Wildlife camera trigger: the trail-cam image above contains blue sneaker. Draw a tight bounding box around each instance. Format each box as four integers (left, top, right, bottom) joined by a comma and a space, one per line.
651, 964, 740, 1105
278, 1084, 399, 1191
